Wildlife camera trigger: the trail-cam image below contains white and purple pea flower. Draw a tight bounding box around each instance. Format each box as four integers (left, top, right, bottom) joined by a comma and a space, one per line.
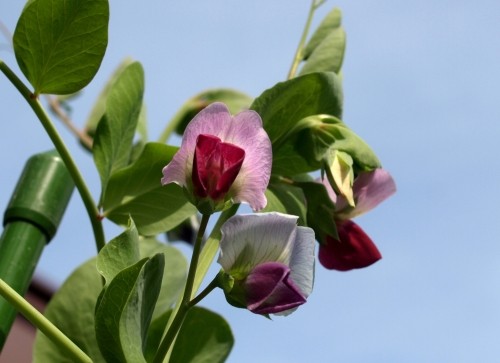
217, 213, 315, 316
161, 102, 272, 214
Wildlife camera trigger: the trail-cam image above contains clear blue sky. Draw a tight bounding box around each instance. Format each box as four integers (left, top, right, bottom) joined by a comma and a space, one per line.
1, 1, 500, 362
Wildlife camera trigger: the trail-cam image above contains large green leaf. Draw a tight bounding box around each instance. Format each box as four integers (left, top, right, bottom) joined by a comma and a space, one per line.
102, 142, 197, 235
33, 259, 105, 363
13, 0, 109, 95
93, 61, 145, 203
250, 72, 343, 146
170, 307, 234, 363
95, 255, 164, 363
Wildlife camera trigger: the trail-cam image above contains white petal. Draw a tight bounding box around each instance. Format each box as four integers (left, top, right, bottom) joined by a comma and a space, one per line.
288, 226, 315, 298
218, 213, 298, 277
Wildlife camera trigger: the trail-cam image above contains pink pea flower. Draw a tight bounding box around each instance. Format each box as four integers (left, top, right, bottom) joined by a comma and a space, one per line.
162, 102, 272, 214
319, 169, 396, 271
218, 213, 315, 315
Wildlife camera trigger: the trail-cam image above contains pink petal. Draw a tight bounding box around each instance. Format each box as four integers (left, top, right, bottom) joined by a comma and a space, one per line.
162, 103, 233, 187
226, 110, 272, 211
162, 102, 272, 211
320, 169, 396, 219
318, 220, 382, 271
344, 169, 396, 219
245, 262, 306, 314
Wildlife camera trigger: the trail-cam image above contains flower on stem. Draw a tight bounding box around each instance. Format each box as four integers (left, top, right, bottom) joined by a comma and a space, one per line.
162, 102, 272, 214
319, 168, 396, 271
217, 213, 315, 315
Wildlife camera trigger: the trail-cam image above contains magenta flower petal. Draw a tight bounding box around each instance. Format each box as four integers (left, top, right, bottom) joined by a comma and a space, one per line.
162, 102, 271, 211
192, 134, 245, 200
245, 262, 306, 314
319, 220, 381, 271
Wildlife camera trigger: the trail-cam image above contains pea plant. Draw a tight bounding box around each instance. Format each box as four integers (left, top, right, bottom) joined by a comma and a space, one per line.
0, 0, 395, 362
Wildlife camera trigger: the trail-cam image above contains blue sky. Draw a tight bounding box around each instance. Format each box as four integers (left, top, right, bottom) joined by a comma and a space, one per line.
1, 0, 500, 362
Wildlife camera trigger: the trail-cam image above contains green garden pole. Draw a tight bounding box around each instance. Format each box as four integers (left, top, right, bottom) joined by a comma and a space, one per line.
0, 150, 74, 349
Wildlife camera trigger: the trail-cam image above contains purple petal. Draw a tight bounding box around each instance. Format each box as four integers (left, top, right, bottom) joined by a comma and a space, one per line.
318, 220, 382, 271
245, 262, 306, 315
342, 169, 396, 219
319, 169, 396, 219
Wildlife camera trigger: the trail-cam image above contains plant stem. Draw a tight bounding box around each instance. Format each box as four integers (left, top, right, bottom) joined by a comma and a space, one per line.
0, 279, 92, 363
46, 95, 94, 150
152, 213, 211, 363
287, 0, 325, 79
0, 59, 106, 252
188, 273, 220, 308
193, 203, 240, 294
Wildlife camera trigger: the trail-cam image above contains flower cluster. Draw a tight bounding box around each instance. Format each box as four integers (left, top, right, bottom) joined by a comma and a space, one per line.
162, 102, 395, 315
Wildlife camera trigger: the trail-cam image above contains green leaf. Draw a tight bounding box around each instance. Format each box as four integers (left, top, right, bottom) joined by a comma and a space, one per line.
303, 8, 342, 59
139, 237, 187, 320
262, 183, 307, 225
13, 0, 109, 95
93, 61, 145, 202
170, 307, 234, 363
172, 88, 253, 136
33, 259, 105, 363
84, 58, 135, 138
102, 142, 197, 235
296, 180, 338, 241
298, 115, 381, 171
143, 310, 172, 362
250, 72, 343, 145
95, 254, 164, 363
299, 27, 346, 76
96, 219, 140, 285
33, 234, 186, 363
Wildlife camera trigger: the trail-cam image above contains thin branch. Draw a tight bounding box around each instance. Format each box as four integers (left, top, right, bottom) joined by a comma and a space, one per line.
46, 95, 93, 150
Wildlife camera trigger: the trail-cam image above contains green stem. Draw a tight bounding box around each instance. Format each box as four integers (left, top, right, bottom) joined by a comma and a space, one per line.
188, 273, 220, 308
0, 59, 106, 252
287, 0, 325, 79
0, 279, 91, 363
192, 203, 240, 294
152, 213, 211, 363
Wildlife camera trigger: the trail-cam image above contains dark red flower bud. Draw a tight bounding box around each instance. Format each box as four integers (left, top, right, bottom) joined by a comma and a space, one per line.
192, 134, 245, 200
319, 220, 382, 271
